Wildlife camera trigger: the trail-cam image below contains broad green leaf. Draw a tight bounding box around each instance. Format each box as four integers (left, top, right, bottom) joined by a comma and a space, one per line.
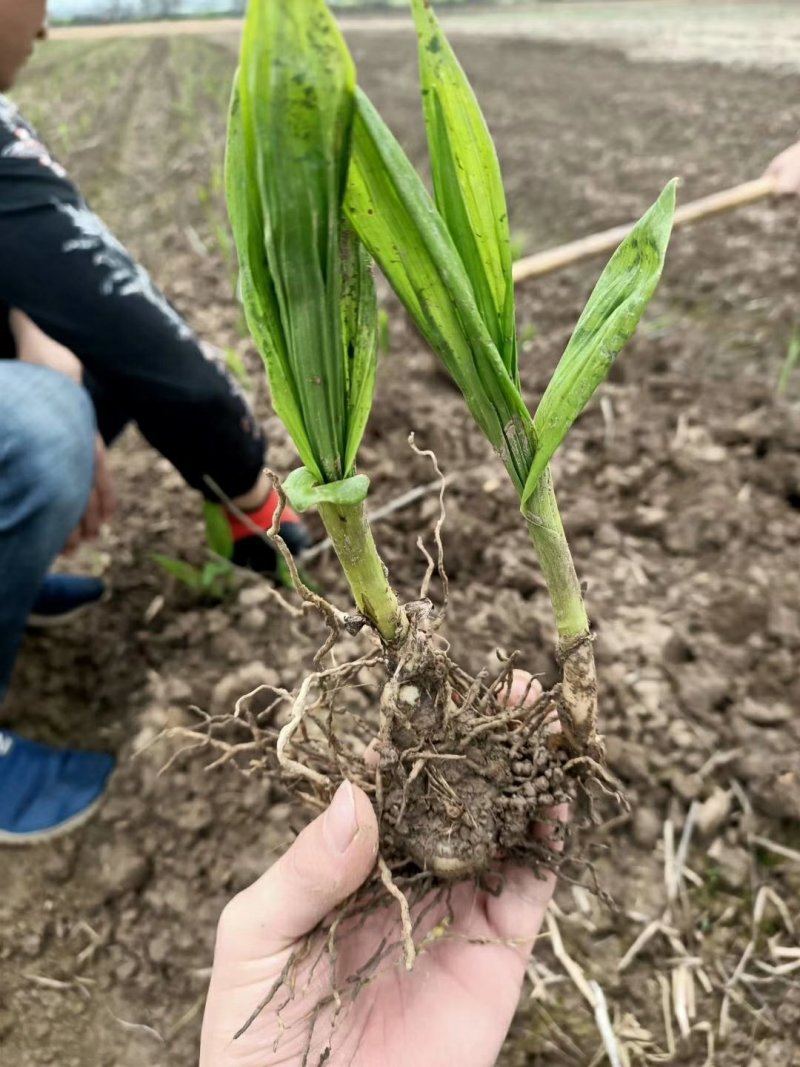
522, 180, 677, 507
203, 501, 234, 561
240, 0, 353, 481
347, 90, 535, 494
411, 0, 517, 380
226, 81, 320, 479
229, 0, 373, 485
284, 467, 370, 513
340, 222, 378, 474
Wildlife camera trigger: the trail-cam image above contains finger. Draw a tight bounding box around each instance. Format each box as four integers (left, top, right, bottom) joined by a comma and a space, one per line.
215, 782, 378, 963
502, 669, 544, 709
485, 802, 566, 944
533, 801, 569, 845
364, 673, 544, 771
509, 661, 567, 836
484, 864, 558, 944
487, 671, 566, 940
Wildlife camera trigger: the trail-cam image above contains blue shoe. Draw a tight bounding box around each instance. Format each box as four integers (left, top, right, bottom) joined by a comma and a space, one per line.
0, 731, 115, 844
28, 574, 107, 628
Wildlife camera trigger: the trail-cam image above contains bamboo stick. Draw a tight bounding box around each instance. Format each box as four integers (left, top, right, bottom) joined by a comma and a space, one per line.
512, 174, 778, 285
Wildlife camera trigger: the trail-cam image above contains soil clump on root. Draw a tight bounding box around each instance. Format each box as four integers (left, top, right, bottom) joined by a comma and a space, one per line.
201, 597, 621, 1060
227, 591, 614, 893
374, 613, 575, 880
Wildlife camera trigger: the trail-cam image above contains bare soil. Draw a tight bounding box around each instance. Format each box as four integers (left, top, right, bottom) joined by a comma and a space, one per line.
2, 20, 799, 1067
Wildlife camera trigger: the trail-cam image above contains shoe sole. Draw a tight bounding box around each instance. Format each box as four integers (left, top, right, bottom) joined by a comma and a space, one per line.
27, 589, 110, 630
0, 790, 107, 846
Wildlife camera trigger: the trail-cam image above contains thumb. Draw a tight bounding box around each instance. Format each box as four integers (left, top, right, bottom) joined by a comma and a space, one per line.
217, 781, 379, 963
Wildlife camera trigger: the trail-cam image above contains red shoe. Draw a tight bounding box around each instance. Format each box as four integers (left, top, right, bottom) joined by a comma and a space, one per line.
227, 489, 311, 575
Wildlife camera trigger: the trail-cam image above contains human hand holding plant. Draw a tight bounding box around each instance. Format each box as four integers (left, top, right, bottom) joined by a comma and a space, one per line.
220, 0, 672, 921
213, 3, 674, 1052
200, 673, 563, 1067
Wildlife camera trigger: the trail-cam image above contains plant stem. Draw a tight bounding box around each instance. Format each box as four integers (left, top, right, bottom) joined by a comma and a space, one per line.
523, 467, 597, 746
317, 500, 407, 644
523, 468, 588, 645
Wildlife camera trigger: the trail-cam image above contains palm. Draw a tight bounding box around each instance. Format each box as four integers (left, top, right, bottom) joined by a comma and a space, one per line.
200, 677, 558, 1067
210, 868, 554, 1067
343, 869, 555, 1067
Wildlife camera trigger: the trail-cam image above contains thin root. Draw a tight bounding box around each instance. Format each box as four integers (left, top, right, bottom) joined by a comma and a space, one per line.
408, 434, 449, 615
378, 856, 416, 970
277, 675, 332, 788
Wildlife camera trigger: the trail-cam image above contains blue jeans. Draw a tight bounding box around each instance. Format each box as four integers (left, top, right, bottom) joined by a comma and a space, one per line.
0, 363, 95, 701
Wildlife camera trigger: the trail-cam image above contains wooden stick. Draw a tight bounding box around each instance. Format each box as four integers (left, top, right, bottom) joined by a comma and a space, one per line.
512, 174, 778, 285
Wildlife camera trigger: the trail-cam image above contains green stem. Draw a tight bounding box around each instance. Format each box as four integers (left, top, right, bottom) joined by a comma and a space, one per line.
317, 500, 407, 644
523, 468, 589, 647
523, 467, 597, 748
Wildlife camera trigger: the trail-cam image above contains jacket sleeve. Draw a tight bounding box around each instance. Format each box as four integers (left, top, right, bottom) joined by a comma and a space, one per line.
0, 100, 265, 497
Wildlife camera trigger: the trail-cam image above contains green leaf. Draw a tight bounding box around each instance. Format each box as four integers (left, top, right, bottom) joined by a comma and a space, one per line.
346, 89, 535, 494
275, 556, 322, 594
226, 80, 320, 479
284, 467, 370, 513
777, 327, 800, 396
275, 555, 294, 592
340, 222, 378, 474
152, 555, 203, 592
203, 501, 234, 561
522, 180, 677, 507
411, 0, 517, 380
240, 0, 353, 481
228, 0, 376, 485
200, 560, 235, 598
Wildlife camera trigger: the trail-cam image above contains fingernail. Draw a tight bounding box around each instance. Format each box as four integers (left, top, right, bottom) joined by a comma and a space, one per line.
325, 781, 359, 854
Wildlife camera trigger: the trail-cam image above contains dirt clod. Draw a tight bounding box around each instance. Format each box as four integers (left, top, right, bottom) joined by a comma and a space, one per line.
98, 844, 151, 901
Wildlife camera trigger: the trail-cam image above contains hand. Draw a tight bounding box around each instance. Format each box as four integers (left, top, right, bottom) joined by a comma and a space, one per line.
63, 435, 115, 552
200, 672, 563, 1067
9, 308, 84, 382
765, 140, 800, 196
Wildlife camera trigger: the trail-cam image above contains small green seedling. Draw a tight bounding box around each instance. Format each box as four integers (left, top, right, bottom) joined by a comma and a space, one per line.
777, 327, 800, 396
152, 502, 236, 602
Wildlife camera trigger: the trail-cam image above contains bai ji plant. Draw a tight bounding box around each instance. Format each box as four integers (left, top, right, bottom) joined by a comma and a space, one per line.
225, 0, 675, 884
